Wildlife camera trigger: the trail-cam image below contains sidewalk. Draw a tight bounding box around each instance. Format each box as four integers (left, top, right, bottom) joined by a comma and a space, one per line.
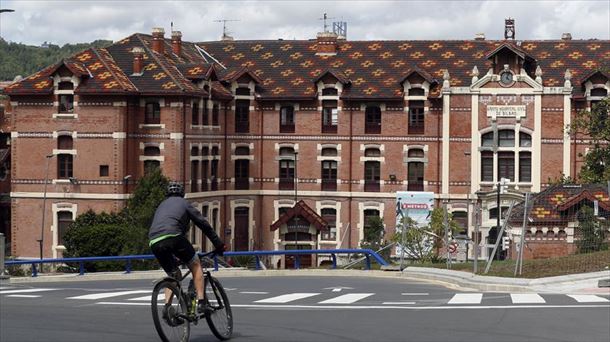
2, 267, 609, 295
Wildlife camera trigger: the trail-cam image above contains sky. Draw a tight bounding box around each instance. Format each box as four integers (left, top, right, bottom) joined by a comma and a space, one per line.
0, 0, 608, 46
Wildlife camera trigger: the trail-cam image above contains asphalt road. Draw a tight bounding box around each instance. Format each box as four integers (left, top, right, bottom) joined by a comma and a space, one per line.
1, 276, 609, 342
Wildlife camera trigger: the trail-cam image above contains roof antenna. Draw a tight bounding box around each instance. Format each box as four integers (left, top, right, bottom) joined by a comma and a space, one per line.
214, 19, 239, 41
171, 21, 173, 32
318, 13, 335, 32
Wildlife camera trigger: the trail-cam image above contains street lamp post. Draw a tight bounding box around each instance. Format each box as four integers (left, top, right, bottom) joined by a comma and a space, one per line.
38, 154, 53, 270
293, 151, 298, 252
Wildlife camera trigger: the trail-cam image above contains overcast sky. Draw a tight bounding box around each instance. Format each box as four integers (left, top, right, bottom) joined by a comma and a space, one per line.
0, 0, 608, 46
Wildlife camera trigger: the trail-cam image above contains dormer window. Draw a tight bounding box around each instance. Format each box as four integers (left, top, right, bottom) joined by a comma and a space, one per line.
57, 82, 74, 114
235, 87, 250, 96
322, 100, 338, 133
322, 88, 338, 96
408, 88, 425, 97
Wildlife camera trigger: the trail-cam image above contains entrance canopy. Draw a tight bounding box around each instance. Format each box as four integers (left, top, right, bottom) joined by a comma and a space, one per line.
270, 200, 328, 232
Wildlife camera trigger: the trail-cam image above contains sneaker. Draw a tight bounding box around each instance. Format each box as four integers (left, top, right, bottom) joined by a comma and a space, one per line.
197, 300, 213, 315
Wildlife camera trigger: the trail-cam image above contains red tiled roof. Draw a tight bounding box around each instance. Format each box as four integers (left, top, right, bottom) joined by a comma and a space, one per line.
270, 200, 328, 232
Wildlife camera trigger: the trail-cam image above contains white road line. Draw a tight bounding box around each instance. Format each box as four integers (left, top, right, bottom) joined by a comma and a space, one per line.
67, 290, 150, 300
511, 294, 546, 304
567, 295, 610, 303
6, 294, 41, 298
239, 291, 269, 295
0, 288, 59, 294
255, 293, 320, 303
93, 302, 610, 310
128, 294, 165, 301
448, 293, 483, 304
401, 293, 429, 296
318, 293, 374, 304
382, 302, 416, 305
0, 287, 15, 290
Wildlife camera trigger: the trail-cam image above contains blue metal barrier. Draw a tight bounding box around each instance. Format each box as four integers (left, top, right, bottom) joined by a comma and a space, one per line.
5, 249, 388, 277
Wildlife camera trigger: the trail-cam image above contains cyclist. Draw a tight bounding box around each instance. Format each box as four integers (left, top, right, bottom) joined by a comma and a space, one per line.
149, 181, 226, 315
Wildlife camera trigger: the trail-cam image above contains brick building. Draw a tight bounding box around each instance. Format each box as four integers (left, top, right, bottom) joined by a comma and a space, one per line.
2, 22, 609, 266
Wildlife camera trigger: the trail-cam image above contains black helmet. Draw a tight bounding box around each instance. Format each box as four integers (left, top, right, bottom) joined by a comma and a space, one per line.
166, 181, 185, 197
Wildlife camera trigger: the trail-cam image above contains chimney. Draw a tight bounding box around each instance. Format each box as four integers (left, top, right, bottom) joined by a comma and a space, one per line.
171, 31, 182, 55
561, 33, 572, 40
474, 33, 485, 41
316, 31, 338, 55
132, 47, 144, 75
152, 27, 165, 54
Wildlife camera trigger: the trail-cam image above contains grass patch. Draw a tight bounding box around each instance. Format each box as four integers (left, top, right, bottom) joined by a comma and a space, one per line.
408, 249, 610, 278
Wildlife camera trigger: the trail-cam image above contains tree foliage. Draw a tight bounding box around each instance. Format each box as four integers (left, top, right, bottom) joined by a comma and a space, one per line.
359, 216, 391, 261
576, 206, 609, 253
568, 98, 610, 184
0, 38, 112, 81
62, 168, 169, 270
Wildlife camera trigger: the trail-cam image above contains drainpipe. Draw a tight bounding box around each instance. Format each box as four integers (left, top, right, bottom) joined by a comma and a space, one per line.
348, 98, 353, 249
259, 104, 264, 250
437, 98, 441, 194
223, 100, 228, 242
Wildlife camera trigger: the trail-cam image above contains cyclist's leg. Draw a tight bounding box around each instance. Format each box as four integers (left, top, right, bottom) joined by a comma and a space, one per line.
173, 236, 204, 300
151, 238, 180, 304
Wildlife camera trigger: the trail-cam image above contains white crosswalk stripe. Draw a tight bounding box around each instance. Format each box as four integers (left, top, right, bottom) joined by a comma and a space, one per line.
318, 293, 374, 304
128, 294, 164, 301
255, 293, 320, 303
7, 294, 41, 298
511, 294, 546, 304
0, 288, 59, 295
448, 293, 483, 304
67, 290, 150, 300
567, 295, 609, 303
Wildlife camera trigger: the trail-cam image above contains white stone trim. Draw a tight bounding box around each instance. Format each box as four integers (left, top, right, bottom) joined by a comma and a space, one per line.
442, 93, 450, 195
51, 202, 77, 258
112, 132, 127, 139
11, 192, 130, 199
139, 156, 165, 162
316, 200, 342, 244
52, 149, 77, 155
357, 201, 385, 244
229, 199, 255, 251
139, 124, 165, 129
139, 98, 165, 107
532, 94, 542, 192
562, 94, 572, 177
52, 113, 78, 119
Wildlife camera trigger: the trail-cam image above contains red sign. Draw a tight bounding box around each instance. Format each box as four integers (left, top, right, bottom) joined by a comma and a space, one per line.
401, 203, 429, 210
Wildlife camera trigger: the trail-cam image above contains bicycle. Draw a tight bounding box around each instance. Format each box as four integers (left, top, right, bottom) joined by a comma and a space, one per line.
151, 251, 233, 342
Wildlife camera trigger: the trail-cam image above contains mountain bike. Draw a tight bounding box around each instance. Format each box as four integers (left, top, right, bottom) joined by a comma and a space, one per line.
151, 251, 233, 342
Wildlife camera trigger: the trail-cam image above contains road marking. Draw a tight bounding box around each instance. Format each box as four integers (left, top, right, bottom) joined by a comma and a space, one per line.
255, 293, 320, 303
401, 293, 429, 296
128, 294, 165, 301
0, 287, 14, 290
567, 295, 610, 303
318, 293, 374, 304
511, 294, 546, 304
382, 302, 416, 305
448, 293, 483, 304
6, 294, 41, 298
67, 290, 150, 300
239, 291, 269, 295
0, 288, 59, 294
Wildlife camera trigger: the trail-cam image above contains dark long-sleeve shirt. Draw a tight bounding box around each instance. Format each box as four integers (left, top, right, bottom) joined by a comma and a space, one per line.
149, 196, 222, 247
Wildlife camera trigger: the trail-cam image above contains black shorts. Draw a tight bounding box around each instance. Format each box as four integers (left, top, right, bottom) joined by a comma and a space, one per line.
150, 235, 197, 276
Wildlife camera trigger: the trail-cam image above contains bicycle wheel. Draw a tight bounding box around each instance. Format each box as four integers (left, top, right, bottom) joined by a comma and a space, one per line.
204, 276, 233, 340
151, 280, 190, 342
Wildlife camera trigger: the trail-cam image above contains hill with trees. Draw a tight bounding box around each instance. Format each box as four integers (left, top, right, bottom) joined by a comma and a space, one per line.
0, 38, 112, 81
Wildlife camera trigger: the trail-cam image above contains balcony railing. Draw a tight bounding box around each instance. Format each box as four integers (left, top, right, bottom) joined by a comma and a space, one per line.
280, 124, 295, 133
279, 177, 294, 190
364, 181, 380, 192
408, 124, 424, 135
235, 121, 249, 133
235, 177, 249, 190
407, 181, 424, 192
365, 123, 381, 134
321, 124, 337, 133
321, 178, 337, 191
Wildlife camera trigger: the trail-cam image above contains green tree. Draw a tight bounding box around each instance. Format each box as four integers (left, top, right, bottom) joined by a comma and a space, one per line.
359, 216, 391, 261
576, 206, 609, 253
568, 98, 610, 183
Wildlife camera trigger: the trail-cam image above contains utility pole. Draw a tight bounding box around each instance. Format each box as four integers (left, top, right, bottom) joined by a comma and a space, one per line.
38, 154, 53, 272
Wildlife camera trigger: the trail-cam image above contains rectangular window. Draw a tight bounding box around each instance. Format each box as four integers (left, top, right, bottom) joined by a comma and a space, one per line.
144, 160, 160, 175
279, 160, 295, 190
211, 160, 219, 191
145, 102, 161, 124
364, 161, 380, 192
481, 151, 493, 182
321, 160, 337, 191
58, 154, 73, 179
58, 95, 74, 113
235, 100, 249, 133
407, 162, 424, 191
519, 152, 531, 182
498, 130, 515, 147
201, 160, 209, 191
322, 100, 338, 133
57, 211, 73, 246
212, 103, 219, 126
408, 101, 424, 134
498, 152, 514, 182
365, 106, 381, 134
280, 106, 295, 133
320, 208, 337, 241
99, 165, 109, 177
192, 102, 199, 125
235, 159, 249, 190
202, 101, 209, 126
191, 161, 199, 192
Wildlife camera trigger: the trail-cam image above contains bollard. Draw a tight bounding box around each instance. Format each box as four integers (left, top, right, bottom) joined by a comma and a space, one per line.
331, 254, 337, 269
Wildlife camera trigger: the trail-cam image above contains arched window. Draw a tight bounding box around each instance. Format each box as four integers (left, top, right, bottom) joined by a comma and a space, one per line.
57, 136, 73, 179
407, 149, 424, 191
57, 211, 73, 246
408, 88, 425, 96
480, 129, 531, 183
279, 147, 295, 190
191, 146, 200, 156
235, 146, 250, 155
590, 88, 607, 97
322, 88, 338, 96
364, 147, 381, 157
144, 146, 160, 156
321, 147, 337, 156
235, 87, 250, 96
